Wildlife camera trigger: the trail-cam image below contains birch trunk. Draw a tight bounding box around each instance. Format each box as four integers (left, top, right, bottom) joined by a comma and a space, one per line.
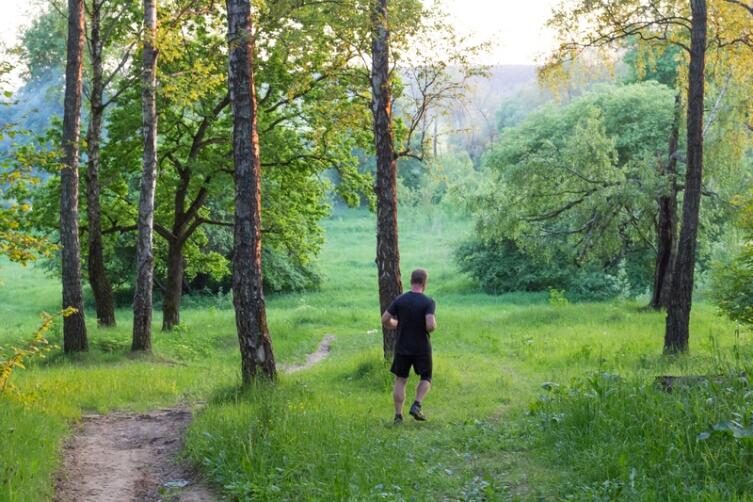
132, 0, 158, 352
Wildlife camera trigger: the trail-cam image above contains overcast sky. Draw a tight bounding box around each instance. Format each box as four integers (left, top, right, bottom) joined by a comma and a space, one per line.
1, 0, 559, 65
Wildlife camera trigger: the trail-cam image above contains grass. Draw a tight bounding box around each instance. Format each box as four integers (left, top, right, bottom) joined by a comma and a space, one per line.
0, 207, 749, 500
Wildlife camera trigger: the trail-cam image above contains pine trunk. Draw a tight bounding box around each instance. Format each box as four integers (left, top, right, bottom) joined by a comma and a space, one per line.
664, 0, 707, 354
371, 0, 402, 359
61, 0, 88, 352
86, 1, 116, 327
132, 0, 158, 352
227, 0, 276, 383
162, 238, 183, 331
650, 94, 680, 310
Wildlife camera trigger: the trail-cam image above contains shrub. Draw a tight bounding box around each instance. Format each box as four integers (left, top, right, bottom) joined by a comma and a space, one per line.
455, 238, 638, 301
0, 311, 62, 395
710, 245, 753, 326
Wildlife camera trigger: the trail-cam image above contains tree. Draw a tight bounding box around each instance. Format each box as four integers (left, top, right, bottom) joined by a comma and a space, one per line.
544, 0, 753, 352
94, 0, 373, 330
664, 0, 707, 353
132, 0, 158, 352
651, 94, 681, 310
470, 83, 676, 293
227, 0, 276, 383
370, 0, 402, 359
60, 0, 88, 353
85, 0, 138, 327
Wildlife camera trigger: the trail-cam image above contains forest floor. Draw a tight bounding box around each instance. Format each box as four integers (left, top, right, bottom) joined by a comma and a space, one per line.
2, 209, 752, 500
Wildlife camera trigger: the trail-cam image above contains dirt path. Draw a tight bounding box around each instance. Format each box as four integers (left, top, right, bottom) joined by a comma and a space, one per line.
284, 334, 335, 374
55, 408, 215, 502
55, 335, 336, 501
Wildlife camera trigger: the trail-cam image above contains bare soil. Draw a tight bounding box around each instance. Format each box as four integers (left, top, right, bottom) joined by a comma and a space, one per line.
55, 408, 216, 502
283, 334, 335, 374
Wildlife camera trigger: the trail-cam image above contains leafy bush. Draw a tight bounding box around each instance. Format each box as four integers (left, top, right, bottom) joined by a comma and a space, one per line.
455, 239, 571, 294
455, 238, 640, 301
711, 195, 753, 326
711, 245, 753, 325
1, 311, 60, 394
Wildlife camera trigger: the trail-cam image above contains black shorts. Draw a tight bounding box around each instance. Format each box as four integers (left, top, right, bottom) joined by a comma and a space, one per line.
390, 353, 432, 381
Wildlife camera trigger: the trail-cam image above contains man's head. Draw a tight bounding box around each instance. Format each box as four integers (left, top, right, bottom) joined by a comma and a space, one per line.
410, 268, 428, 292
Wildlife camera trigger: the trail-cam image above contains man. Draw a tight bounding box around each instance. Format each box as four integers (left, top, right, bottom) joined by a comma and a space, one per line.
382, 268, 437, 424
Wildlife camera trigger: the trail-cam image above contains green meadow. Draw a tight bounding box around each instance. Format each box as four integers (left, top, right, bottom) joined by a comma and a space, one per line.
1, 209, 750, 501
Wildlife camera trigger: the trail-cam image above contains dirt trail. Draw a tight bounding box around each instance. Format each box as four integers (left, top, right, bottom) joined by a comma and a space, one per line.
284, 334, 335, 374
55, 408, 215, 502
55, 335, 335, 501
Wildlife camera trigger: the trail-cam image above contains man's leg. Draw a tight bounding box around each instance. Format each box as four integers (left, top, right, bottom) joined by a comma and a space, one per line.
415, 378, 431, 403
393, 377, 408, 416
409, 353, 432, 421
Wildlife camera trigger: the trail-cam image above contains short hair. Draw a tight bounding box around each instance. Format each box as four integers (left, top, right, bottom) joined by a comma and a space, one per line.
410, 268, 428, 286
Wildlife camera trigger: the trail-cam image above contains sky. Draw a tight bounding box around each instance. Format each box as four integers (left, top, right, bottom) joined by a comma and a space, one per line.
1, 0, 560, 65
0, 0, 29, 49
438, 0, 560, 65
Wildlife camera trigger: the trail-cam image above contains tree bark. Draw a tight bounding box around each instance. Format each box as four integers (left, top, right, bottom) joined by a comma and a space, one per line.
650, 93, 680, 310
132, 0, 158, 352
159, 96, 228, 331
664, 0, 707, 354
85, 0, 116, 327
371, 0, 402, 359
61, 0, 88, 352
162, 237, 183, 330
227, 0, 276, 383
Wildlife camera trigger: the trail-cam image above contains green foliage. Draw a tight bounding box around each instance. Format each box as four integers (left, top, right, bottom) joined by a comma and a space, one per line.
456, 238, 643, 301
548, 288, 569, 307
0, 62, 55, 265
475, 81, 674, 263
456, 238, 571, 293
262, 247, 321, 293
0, 311, 61, 394
18, 3, 67, 81
711, 196, 753, 326
398, 151, 482, 214
711, 248, 753, 326
531, 364, 753, 499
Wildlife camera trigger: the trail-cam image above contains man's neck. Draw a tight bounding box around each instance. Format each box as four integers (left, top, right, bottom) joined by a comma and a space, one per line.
410, 286, 424, 293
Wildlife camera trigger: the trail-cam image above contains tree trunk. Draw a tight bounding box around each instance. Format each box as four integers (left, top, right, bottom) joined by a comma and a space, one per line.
664, 0, 707, 354
61, 0, 88, 352
227, 0, 276, 383
85, 0, 116, 327
162, 237, 183, 331
371, 0, 402, 359
132, 0, 158, 352
650, 94, 680, 310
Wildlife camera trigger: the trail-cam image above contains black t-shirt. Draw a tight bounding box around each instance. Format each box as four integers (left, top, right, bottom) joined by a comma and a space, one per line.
387, 291, 436, 355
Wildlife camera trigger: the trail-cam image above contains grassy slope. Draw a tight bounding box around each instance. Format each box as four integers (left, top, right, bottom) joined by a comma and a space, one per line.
0, 208, 747, 501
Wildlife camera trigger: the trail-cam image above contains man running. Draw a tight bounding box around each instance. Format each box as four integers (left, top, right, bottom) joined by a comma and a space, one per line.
382, 268, 437, 424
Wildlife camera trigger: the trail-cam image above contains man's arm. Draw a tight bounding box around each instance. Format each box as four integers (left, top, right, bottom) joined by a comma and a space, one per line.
425, 314, 436, 333
382, 311, 398, 329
